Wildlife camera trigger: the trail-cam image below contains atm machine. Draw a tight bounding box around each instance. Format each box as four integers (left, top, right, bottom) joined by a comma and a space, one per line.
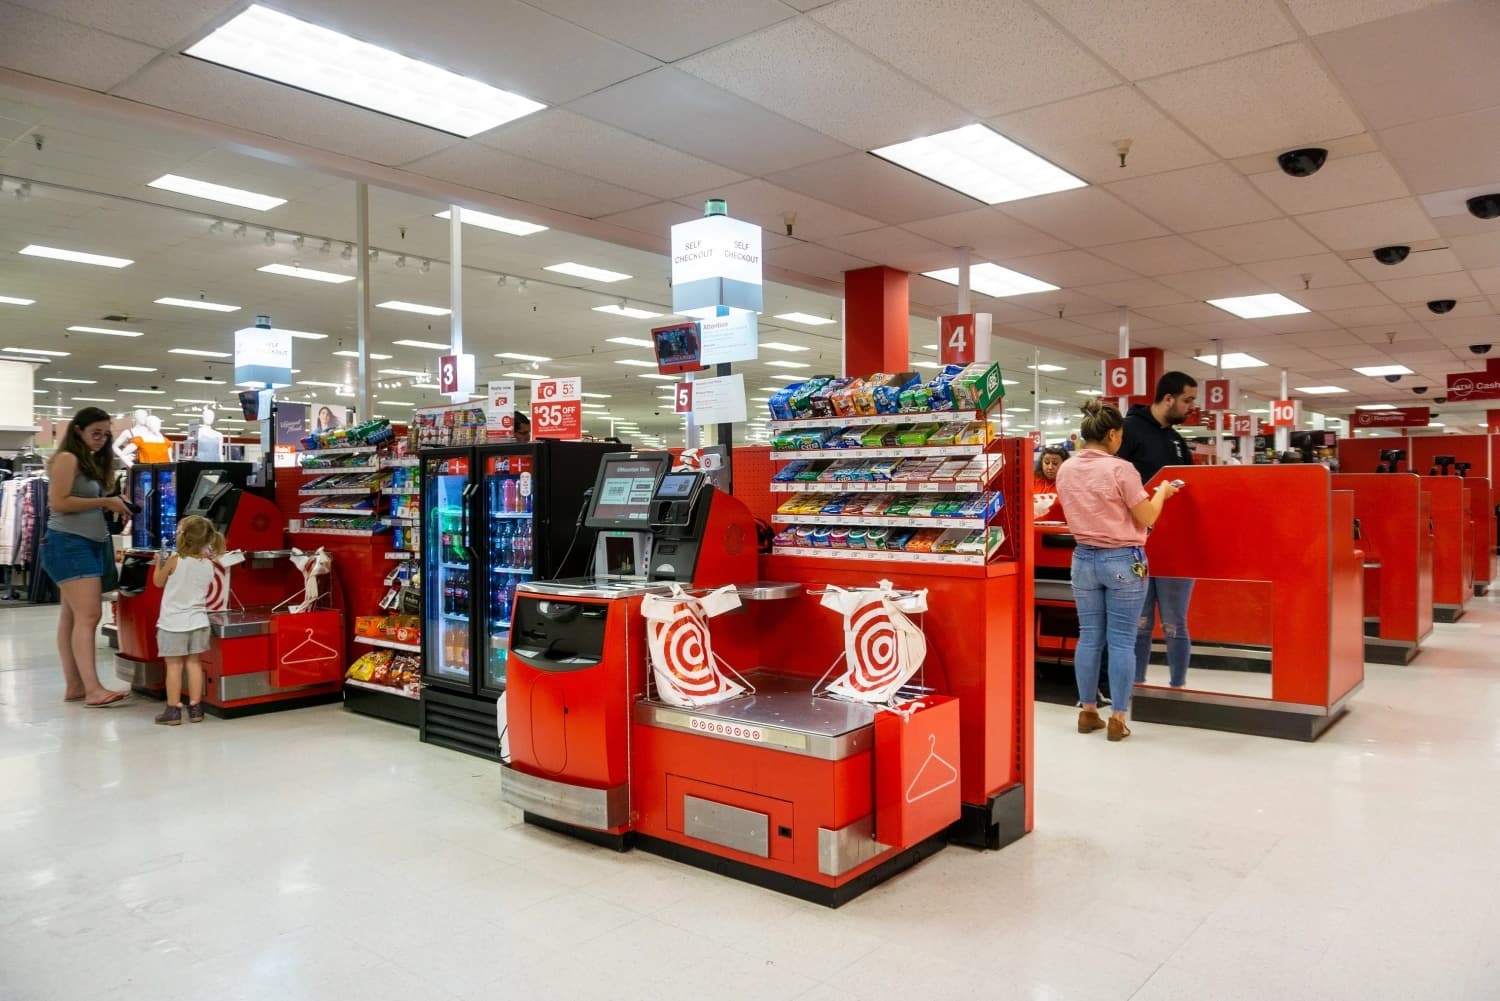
500, 451, 758, 843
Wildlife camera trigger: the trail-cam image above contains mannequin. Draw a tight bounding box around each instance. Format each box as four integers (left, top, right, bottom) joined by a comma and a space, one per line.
194, 407, 224, 461
113, 409, 149, 467
129, 414, 173, 465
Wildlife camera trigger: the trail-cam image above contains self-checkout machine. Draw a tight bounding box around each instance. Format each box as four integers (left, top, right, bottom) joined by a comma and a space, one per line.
501, 450, 762, 844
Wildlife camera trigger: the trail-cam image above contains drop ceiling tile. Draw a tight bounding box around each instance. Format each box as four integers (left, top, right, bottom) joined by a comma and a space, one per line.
1242, 253, 1363, 291
1004, 289, 1116, 319
568, 68, 853, 176
1320, 304, 1411, 328
901, 209, 1071, 260
0, 3, 159, 93
1246, 152, 1412, 217
677, 178, 881, 242
1137, 302, 1232, 326
1159, 266, 1272, 301
1349, 248, 1466, 282
114, 56, 461, 166
996, 250, 1138, 287
1448, 234, 1500, 272
594, 200, 705, 242
821, 227, 956, 274
1407, 301, 1494, 327
1009, 317, 1111, 343
811, 0, 1115, 118
7, 0, 232, 47
989, 86, 1215, 186
1278, 328, 1362, 347
766, 153, 981, 226
1002, 188, 1169, 247
1471, 268, 1500, 296
1093, 236, 1229, 276
520, 0, 795, 62
1315, 0, 1500, 129
1375, 272, 1479, 306
1284, 0, 1453, 34
1315, 343, 1389, 359
405, 144, 656, 218
1030, 0, 1297, 79
766, 243, 876, 282
1283, 284, 1392, 312
1187, 220, 1329, 265
1379, 106, 1500, 195
1073, 308, 1168, 332
1140, 44, 1363, 160
1076, 279, 1191, 310
1295, 198, 1439, 252
1108, 163, 1281, 233
676, 18, 969, 149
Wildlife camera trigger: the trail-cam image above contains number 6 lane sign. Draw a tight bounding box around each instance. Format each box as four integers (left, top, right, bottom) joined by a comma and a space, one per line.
1102, 357, 1147, 397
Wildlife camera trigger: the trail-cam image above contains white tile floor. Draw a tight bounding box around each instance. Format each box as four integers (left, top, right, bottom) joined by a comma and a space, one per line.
3, 597, 1499, 1001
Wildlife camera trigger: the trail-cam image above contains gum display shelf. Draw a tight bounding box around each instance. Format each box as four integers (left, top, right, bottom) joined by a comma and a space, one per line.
771, 513, 988, 530
299, 486, 382, 496
771, 479, 991, 494
381, 457, 420, 468
299, 462, 380, 474
771, 545, 990, 566
288, 523, 386, 537
769, 444, 985, 461
300, 506, 380, 516
299, 446, 378, 457
768, 410, 986, 430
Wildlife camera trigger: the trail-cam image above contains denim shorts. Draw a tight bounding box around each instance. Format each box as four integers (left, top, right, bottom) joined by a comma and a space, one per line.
157, 627, 212, 657
40, 530, 106, 585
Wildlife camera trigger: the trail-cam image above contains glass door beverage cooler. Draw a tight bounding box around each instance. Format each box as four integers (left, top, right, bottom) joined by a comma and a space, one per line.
128, 463, 159, 550
421, 450, 475, 695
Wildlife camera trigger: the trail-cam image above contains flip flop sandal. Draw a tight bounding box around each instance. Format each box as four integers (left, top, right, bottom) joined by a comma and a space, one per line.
63, 694, 87, 703
84, 692, 131, 708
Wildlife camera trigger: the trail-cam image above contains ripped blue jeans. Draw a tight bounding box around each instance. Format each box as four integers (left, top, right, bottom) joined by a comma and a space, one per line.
1134, 576, 1194, 687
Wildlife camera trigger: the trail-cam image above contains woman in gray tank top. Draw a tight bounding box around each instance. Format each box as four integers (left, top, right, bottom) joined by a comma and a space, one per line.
41, 407, 134, 707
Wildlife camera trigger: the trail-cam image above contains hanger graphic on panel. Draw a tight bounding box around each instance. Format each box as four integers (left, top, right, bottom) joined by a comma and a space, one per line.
905, 732, 958, 804
280, 628, 338, 666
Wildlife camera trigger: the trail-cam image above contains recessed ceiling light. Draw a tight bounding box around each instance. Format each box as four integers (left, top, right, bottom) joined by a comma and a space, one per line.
545, 262, 631, 283
148, 173, 286, 211
333, 350, 393, 360
582, 393, 611, 399
495, 352, 551, 362
1194, 353, 1267, 370
156, 297, 239, 312
637, 374, 675, 381
257, 263, 355, 284
592, 304, 662, 320
434, 208, 546, 236
100, 364, 157, 372
0, 295, 36, 306
67, 325, 145, 338
614, 359, 657, 367
297, 380, 343, 388
173, 398, 217, 404
1247, 408, 1270, 415
1076, 389, 1101, 395
186, 4, 545, 137
765, 360, 810, 369
378, 369, 429, 377
44, 377, 97, 384
924, 263, 1057, 298
5, 346, 70, 356
1356, 403, 1397, 410
379, 302, 451, 317
606, 337, 654, 348
1295, 386, 1347, 395
169, 348, 232, 358
760, 341, 809, 353
501, 371, 549, 380
921, 343, 938, 350
19, 245, 133, 268
175, 377, 227, 385
120, 388, 166, 395
773, 313, 836, 326
581, 403, 608, 409
871, 123, 1087, 205
1038, 398, 1065, 405
281, 330, 327, 340
70, 396, 116, 403
1206, 293, 1309, 319
1353, 365, 1414, 377
377, 400, 414, 406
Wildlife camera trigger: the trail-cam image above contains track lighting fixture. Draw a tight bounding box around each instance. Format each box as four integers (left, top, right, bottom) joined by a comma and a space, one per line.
419, 259, 431, 274
209, 219, 225, 234
320, 239, 332, 256
496, 275, 508, 288
369, 250, 380, 263
14, 181, 30, 200
341, 242, 353, 260
263, 229, 276, 246
292, 235, 305, 251
234, 223, 247, 238
517, 278, 528, 294
395, 254, 407, 269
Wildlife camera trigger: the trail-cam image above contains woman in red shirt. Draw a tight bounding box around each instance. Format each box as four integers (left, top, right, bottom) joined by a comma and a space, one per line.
1033, 446, 1067, 522
1054, 400, 1179, 741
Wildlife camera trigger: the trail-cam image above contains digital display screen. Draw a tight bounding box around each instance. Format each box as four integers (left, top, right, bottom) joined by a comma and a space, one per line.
586, 454, 669, 529
655, 472, 698, 499
652, 322, 705, 375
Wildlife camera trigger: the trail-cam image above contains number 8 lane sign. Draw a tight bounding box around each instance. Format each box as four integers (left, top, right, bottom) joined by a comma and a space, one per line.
530, 377, 582, 440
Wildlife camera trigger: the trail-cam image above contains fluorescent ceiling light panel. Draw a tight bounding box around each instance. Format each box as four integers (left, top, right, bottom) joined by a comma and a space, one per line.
495, 352, 551, 362
176, 377, 227, 385
1194, 353, 1266, 369
1038, 398, 1065, 405
501, 371, 549, 380
71, 396, 116, 402
1206, 293, 1309, 319
120, 388, 166, 395
581, 403, 608, 409
5, 347, 69, 356
174, 398, 217, 404
544, 262, 630, 283
593, 304, 662, 320
100, 364, 157, 372
769, 373, 802, 381
377, 400, 413, 406
0, 296, 36, 306
1356, 404, 1396, 410
333, 350, 393, 360
378, 368, 429, 377
44, 377, 96, 384
871, 123, 1086, 205
637, 374, 675, 381
257, 263, 354, 284
68, 325, 146, 338
774, 313, 836, 326
393, 340, 452, 352
185, 5, 544, 137
760, 341, 809, 353
434, 208, 546, 236
1353, 365, 1414, 377
379, 302, 451, 317
614, 359, 658, 367
606, 337, 654, 348
298, 380, 343, 388
924, 263, 1057, 298
581, 393, 612, 399
169, 348, 231, 358
765, 360, 810, 369
148, 173, 285, 211
156, 297, 239, 312
1295, 386, 1347, 395
283, 330, 327, 340
20, 245, 133, 269
912, 362, 941, 370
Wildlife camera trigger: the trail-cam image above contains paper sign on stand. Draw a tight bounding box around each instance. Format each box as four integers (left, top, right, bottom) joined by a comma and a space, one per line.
531, 377, 583, 440
699, 312, 758, 366
486, 380, 516, 438
677, 373, 746, 425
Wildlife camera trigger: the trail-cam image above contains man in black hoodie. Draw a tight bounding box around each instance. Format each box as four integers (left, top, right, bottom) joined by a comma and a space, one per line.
1118, 371, 1197, 688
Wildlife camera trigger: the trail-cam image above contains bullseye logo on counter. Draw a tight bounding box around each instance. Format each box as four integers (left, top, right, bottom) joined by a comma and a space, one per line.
687, 716, 766, 742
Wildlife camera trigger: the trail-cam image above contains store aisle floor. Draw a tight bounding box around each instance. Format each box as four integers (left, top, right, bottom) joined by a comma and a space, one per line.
2, 599, 1499, 1001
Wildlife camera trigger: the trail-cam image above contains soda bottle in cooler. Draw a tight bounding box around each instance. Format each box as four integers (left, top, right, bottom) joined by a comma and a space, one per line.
501, 476, 519, 514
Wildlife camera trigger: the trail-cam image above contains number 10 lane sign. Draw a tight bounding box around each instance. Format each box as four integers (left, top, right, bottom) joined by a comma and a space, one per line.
530, 376, 582, 440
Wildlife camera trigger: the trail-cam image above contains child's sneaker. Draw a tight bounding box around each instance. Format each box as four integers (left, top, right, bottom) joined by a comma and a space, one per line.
155, 704, 183, 726
187, 702, 205, 723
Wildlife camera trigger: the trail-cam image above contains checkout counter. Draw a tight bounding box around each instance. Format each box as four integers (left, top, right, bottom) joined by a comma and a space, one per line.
1331, 474, 1433, 664
114, 462, 347, 717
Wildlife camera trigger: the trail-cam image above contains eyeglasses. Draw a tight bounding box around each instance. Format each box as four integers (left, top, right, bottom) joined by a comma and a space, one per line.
81, 428, 111, 441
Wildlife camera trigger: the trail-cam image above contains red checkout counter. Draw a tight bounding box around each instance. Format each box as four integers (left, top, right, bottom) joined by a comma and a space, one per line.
1422, 475, 1473, 622
1330, 474, 1433, 664
114, 463, 347, 717
502, 451, 988, 905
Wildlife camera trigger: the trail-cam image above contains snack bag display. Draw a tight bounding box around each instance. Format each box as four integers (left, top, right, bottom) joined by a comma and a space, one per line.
346, 649, 393, 682
641, 584, 749, 708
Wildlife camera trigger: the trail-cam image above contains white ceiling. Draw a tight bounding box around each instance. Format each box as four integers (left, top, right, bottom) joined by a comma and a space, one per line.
1, 0, 1499, 435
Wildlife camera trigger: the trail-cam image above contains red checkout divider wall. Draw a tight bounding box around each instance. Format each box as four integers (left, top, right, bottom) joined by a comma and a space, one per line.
1330, 474, 1433, 663
1422, 476, 1473, 622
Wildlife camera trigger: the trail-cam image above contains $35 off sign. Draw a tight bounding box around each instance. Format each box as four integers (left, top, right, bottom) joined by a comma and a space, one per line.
530, 377, 582, 440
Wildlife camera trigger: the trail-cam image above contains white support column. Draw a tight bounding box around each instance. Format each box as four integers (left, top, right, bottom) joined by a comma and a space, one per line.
355, 184, 373, 420
1116, 306, 1130, 413
1277, 368, 1291, 455
957, 247, 971, 315
1033, 348, 1041, 432
449, 205, 463, 358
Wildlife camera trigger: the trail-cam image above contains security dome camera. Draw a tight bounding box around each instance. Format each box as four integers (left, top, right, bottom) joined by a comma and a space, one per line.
1384, 374, 1402, 383
1470, 344, 1492, 355
1427, 299, 1457, 314
1412, 386, 1428, 395
1373, 245, 1410, 266
1435, 397, 1447, 404
1467, 193, 1500, 220
1277, 147, 1328, 178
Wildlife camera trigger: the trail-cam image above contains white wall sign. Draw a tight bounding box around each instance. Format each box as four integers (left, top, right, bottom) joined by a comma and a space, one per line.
670, 213, 763, 318
699, 312, 759, 366
234, 325, 293, 388
686, 373, 748, 424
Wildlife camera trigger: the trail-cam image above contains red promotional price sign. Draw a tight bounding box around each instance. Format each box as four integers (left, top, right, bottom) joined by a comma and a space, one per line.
1231, 414, 1253, 436
530, 377, 582, 440
939, 314, 975, 367
673, 382, 694, 414
439, 354, 460, 395
1102, 356, 1147, 397
1270, 399, 1298, 427
1203, 378, 1234, 411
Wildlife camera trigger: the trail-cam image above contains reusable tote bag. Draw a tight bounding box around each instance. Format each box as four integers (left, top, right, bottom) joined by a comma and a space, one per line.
641, 584, 749, 708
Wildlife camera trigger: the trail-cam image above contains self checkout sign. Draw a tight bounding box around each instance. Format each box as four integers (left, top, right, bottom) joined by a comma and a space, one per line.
531, 376, 583, 440
1103, 356, 1148, 397
1271, 399, 1300, 427
938, 313, 992, 367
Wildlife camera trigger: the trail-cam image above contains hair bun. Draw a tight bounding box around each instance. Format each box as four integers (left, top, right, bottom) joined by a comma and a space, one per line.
1079, 398, 1103, 417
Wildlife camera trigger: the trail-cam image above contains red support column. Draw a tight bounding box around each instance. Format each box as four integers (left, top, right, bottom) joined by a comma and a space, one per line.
843, 266, 909, 376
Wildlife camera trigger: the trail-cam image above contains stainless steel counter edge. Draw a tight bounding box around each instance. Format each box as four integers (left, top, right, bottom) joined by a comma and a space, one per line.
633, 700, 872, 761
499, 764, 629, 831
818, 814, 891, 877
518, 579, 675, 599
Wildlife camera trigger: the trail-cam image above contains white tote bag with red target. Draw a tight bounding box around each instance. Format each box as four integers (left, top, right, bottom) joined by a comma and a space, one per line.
641, 584, 748, 708
819, 580, 929, 704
